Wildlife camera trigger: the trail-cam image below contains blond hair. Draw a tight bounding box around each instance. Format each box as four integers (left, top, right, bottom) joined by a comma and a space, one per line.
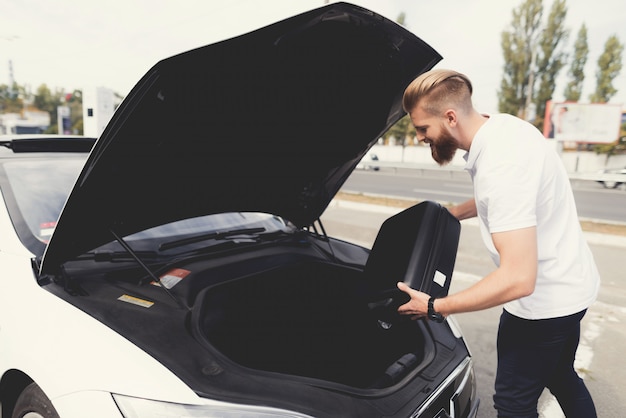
402, 69, 474, 116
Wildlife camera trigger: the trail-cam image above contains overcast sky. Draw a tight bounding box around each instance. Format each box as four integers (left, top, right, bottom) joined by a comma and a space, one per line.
1, 0, 625, 114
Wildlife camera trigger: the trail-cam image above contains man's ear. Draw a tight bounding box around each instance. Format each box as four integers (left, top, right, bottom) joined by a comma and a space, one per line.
444, 109, 457, 127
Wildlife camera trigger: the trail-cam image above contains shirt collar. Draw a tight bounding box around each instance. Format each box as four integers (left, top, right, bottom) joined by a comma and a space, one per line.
464, 113, 492, 172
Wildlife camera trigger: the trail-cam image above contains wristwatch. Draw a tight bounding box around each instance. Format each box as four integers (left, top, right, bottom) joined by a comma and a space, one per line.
428, 297, 445, 323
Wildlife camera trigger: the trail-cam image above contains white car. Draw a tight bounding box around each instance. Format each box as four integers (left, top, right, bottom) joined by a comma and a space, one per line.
0, 3, 478, 417
357, 152, 381, 170
597, 165, 626, 189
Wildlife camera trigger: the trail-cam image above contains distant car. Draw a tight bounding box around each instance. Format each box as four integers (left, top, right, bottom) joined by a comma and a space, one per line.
0, 3, 479, 418
357, 152, 381, 170
597, 166, 626, 189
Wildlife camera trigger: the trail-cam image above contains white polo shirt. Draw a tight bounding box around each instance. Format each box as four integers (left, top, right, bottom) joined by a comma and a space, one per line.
464, 113, 600, 319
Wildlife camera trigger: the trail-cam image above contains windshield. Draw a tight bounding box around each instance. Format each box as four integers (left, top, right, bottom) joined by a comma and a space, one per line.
128, 213, 288, 242
1, 157, 85, 253
83, 211, 294, 265
115, 212, 294, 254
0, 156, 294, 258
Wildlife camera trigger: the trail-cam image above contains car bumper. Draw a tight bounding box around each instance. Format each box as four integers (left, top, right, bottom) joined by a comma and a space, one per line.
412, 357, 479, 418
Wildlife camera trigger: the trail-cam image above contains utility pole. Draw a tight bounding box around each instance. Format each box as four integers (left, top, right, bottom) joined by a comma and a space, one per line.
8, 60, 15, 98
1, 35, 19, 98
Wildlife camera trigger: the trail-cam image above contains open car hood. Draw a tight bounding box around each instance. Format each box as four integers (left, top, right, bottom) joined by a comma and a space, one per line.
41, 2, 441, 274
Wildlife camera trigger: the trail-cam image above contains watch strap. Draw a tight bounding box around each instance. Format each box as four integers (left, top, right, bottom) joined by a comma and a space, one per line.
428, 296, 444, 322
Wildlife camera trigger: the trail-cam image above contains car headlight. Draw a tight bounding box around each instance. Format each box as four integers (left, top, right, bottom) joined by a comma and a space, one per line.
113, 394, 314, 418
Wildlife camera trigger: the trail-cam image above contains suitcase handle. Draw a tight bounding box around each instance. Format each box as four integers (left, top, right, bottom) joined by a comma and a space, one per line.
367, 287, 411, 323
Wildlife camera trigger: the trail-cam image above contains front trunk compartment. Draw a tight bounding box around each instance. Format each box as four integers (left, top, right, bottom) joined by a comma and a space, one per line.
45, 218, 468, 416
191, 260, 429, 389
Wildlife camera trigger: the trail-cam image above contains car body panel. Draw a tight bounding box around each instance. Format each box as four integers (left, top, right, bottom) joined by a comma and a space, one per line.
0, 189, 33, 256
51, 391, 130, 418
0, 251, 200, 406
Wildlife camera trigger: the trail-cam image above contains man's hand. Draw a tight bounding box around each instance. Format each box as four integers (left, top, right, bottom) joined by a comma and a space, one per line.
448, 198, 477, 221
396, 282, 430, 320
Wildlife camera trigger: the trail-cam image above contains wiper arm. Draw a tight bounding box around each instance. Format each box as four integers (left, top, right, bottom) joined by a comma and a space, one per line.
158, 227, 266, 252
77, 250, 159, 262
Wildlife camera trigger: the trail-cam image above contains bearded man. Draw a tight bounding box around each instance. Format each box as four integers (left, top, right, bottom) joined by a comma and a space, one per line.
397, 69, 599, 418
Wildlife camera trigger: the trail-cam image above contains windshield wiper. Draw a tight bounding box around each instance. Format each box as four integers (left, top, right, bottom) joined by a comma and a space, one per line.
77, 250, 159, 262
0, 137, 95, 153
158, 227, 267, 252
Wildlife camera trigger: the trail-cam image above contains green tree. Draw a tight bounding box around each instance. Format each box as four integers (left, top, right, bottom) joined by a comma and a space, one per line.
563, 24, 589, 101
532, 0, 569, 130
33, 84, 53, 113
33, 84, 64, 133
593, 120, 626, 158
384, 115, 415, 145
589, 35, 624, 103
31, 84, 85, 134
0, 84, 23, 113
62, 90, 84, 135
590, 35, 624, 157
2, 81, 93, 135
498, 0, 543, 118
396, 12, 406, 27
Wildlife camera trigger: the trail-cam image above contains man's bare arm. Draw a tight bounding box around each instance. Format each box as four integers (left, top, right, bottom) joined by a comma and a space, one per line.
398, 226, 538, 317
448, 198, 477, 220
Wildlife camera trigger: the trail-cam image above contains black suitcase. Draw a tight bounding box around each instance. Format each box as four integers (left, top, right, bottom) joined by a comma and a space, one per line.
364, 200, 461, 321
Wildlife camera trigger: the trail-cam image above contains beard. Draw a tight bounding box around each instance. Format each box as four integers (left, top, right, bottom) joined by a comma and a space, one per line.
430, 125, 460, 165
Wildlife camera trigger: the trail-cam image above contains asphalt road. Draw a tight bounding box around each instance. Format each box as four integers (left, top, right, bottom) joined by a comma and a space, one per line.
321, 174, 626, 418
343, 168, 626, 224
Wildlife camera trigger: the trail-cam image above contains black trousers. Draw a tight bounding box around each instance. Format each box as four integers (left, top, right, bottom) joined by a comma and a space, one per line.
493, 309, 597, 418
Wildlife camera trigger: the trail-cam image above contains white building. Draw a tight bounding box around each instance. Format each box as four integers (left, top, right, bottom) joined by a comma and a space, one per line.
82, 86, 115, 137
0, 110, 50, 134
